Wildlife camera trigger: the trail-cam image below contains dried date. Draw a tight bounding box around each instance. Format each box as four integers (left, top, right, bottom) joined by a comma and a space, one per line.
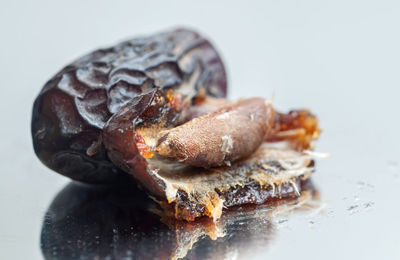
32, 27, 321, 221
31, 28, 227, 183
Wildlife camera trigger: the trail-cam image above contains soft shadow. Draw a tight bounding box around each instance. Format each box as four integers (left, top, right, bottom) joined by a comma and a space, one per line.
41, 181, 318, 260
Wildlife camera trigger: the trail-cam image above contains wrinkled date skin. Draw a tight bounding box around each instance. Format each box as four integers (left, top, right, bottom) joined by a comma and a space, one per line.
31, 28, 227, 183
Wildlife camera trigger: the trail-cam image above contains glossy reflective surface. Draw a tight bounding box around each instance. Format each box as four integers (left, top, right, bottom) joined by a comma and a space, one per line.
40, 181, 318, 260
1, 0, 400, 259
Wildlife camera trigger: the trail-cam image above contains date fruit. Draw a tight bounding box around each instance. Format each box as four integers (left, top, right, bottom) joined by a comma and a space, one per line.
32, 28, 227, 183
32, 27, 321, 221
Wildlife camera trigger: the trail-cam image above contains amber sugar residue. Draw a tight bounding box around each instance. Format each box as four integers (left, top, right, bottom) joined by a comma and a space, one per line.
135, 134, 154, 159
166, 89, 184, 112
193, 88, 207, 105
268, 110, 321, 150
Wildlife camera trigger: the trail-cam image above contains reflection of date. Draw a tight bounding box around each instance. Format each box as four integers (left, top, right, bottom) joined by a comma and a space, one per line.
156, 98, 274, 168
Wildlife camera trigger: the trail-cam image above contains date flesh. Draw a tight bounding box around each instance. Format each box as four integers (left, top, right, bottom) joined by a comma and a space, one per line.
102, 90, 319, 220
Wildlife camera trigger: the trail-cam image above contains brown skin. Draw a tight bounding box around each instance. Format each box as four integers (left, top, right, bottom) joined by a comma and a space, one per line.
156, 98, 275, 168
103, 89, 183, 199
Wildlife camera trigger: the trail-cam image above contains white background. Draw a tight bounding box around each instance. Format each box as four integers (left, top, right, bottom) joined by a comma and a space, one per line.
0, 0, 399, 259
